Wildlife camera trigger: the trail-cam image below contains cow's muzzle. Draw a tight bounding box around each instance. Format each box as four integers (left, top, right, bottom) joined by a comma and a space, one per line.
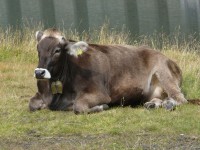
34, 68, 51, 79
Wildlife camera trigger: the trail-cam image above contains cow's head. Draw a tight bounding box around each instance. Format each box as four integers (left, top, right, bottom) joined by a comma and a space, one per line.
34, 28, 88, 80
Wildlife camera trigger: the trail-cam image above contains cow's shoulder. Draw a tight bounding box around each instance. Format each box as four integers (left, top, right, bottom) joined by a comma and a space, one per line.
68, 42, 110, 72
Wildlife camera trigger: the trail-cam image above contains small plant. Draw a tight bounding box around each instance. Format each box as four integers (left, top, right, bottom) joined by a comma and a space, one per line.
120, 97, 125, 107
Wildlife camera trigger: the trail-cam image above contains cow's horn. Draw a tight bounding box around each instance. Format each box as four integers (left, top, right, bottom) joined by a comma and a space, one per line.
35, 31, 43, 42
56, 35, 66, 44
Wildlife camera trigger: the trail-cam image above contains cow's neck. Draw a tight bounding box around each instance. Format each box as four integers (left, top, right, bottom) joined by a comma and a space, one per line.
50, 54, 73, 94
51, 55, 68, 82
48, 55, 75, 110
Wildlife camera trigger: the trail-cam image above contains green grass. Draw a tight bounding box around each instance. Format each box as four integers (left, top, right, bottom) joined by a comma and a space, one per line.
0, 26, 200, 149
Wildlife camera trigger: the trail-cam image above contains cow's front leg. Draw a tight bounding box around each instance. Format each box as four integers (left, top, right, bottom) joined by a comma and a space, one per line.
73, 92, 111, 114
29, 92, 47, 111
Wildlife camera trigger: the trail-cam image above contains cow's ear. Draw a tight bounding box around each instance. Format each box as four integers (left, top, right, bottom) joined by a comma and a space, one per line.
67, 41, 89, 57
35, 31, 43, 42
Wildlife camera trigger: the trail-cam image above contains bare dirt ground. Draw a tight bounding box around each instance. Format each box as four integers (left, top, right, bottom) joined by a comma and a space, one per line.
0, 133, 200, 150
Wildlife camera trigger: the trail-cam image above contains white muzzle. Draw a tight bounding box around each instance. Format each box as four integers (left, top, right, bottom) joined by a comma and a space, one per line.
34, 68, 51, 79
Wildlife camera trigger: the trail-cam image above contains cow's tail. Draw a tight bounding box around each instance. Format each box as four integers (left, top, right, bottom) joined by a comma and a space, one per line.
187, 99, 200, 105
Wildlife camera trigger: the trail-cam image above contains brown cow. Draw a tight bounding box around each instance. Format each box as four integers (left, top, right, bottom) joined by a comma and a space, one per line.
29, 28, 188, 114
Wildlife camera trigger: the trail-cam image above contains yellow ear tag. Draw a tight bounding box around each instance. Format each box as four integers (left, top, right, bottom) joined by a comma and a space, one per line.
77, 49, 83, 56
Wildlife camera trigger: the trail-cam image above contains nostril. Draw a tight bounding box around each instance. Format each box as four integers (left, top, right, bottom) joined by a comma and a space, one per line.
41, 70, 45, 77
35, 69, 45, 79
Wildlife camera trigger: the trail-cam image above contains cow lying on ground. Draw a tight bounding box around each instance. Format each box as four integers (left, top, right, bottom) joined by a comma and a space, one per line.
29, 28, 189, 114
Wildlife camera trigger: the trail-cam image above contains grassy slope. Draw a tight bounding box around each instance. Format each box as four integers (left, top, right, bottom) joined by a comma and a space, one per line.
0, 27, 200, 149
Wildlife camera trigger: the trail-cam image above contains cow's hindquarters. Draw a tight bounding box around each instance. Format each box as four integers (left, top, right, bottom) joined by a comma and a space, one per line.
144, 59, 187, 110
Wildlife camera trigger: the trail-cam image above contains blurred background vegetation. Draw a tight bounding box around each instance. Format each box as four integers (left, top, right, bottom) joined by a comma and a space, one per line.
1, 0, 200, 40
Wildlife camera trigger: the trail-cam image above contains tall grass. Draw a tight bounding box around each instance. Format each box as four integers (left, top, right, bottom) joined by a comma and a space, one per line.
0, 24, 200, 99
0, 24, 199, 99
0, 24, 200, 149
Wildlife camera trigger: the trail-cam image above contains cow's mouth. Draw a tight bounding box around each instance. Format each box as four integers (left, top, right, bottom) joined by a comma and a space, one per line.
34, 68, 51, 79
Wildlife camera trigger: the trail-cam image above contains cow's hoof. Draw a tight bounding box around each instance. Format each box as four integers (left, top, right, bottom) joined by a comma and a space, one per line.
162, 100, 176, 111
144, 102, 156, 109
102, 104, 109, 110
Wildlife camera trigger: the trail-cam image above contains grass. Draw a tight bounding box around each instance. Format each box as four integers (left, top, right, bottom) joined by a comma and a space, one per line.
0, 25, 200, 149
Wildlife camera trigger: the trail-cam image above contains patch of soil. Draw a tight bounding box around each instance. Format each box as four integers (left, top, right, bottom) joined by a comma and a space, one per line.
0, 134, 199, 150
188, 99, 200, 105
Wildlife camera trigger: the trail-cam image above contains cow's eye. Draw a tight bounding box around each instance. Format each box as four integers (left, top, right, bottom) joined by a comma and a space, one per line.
54, 48, 61, 54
